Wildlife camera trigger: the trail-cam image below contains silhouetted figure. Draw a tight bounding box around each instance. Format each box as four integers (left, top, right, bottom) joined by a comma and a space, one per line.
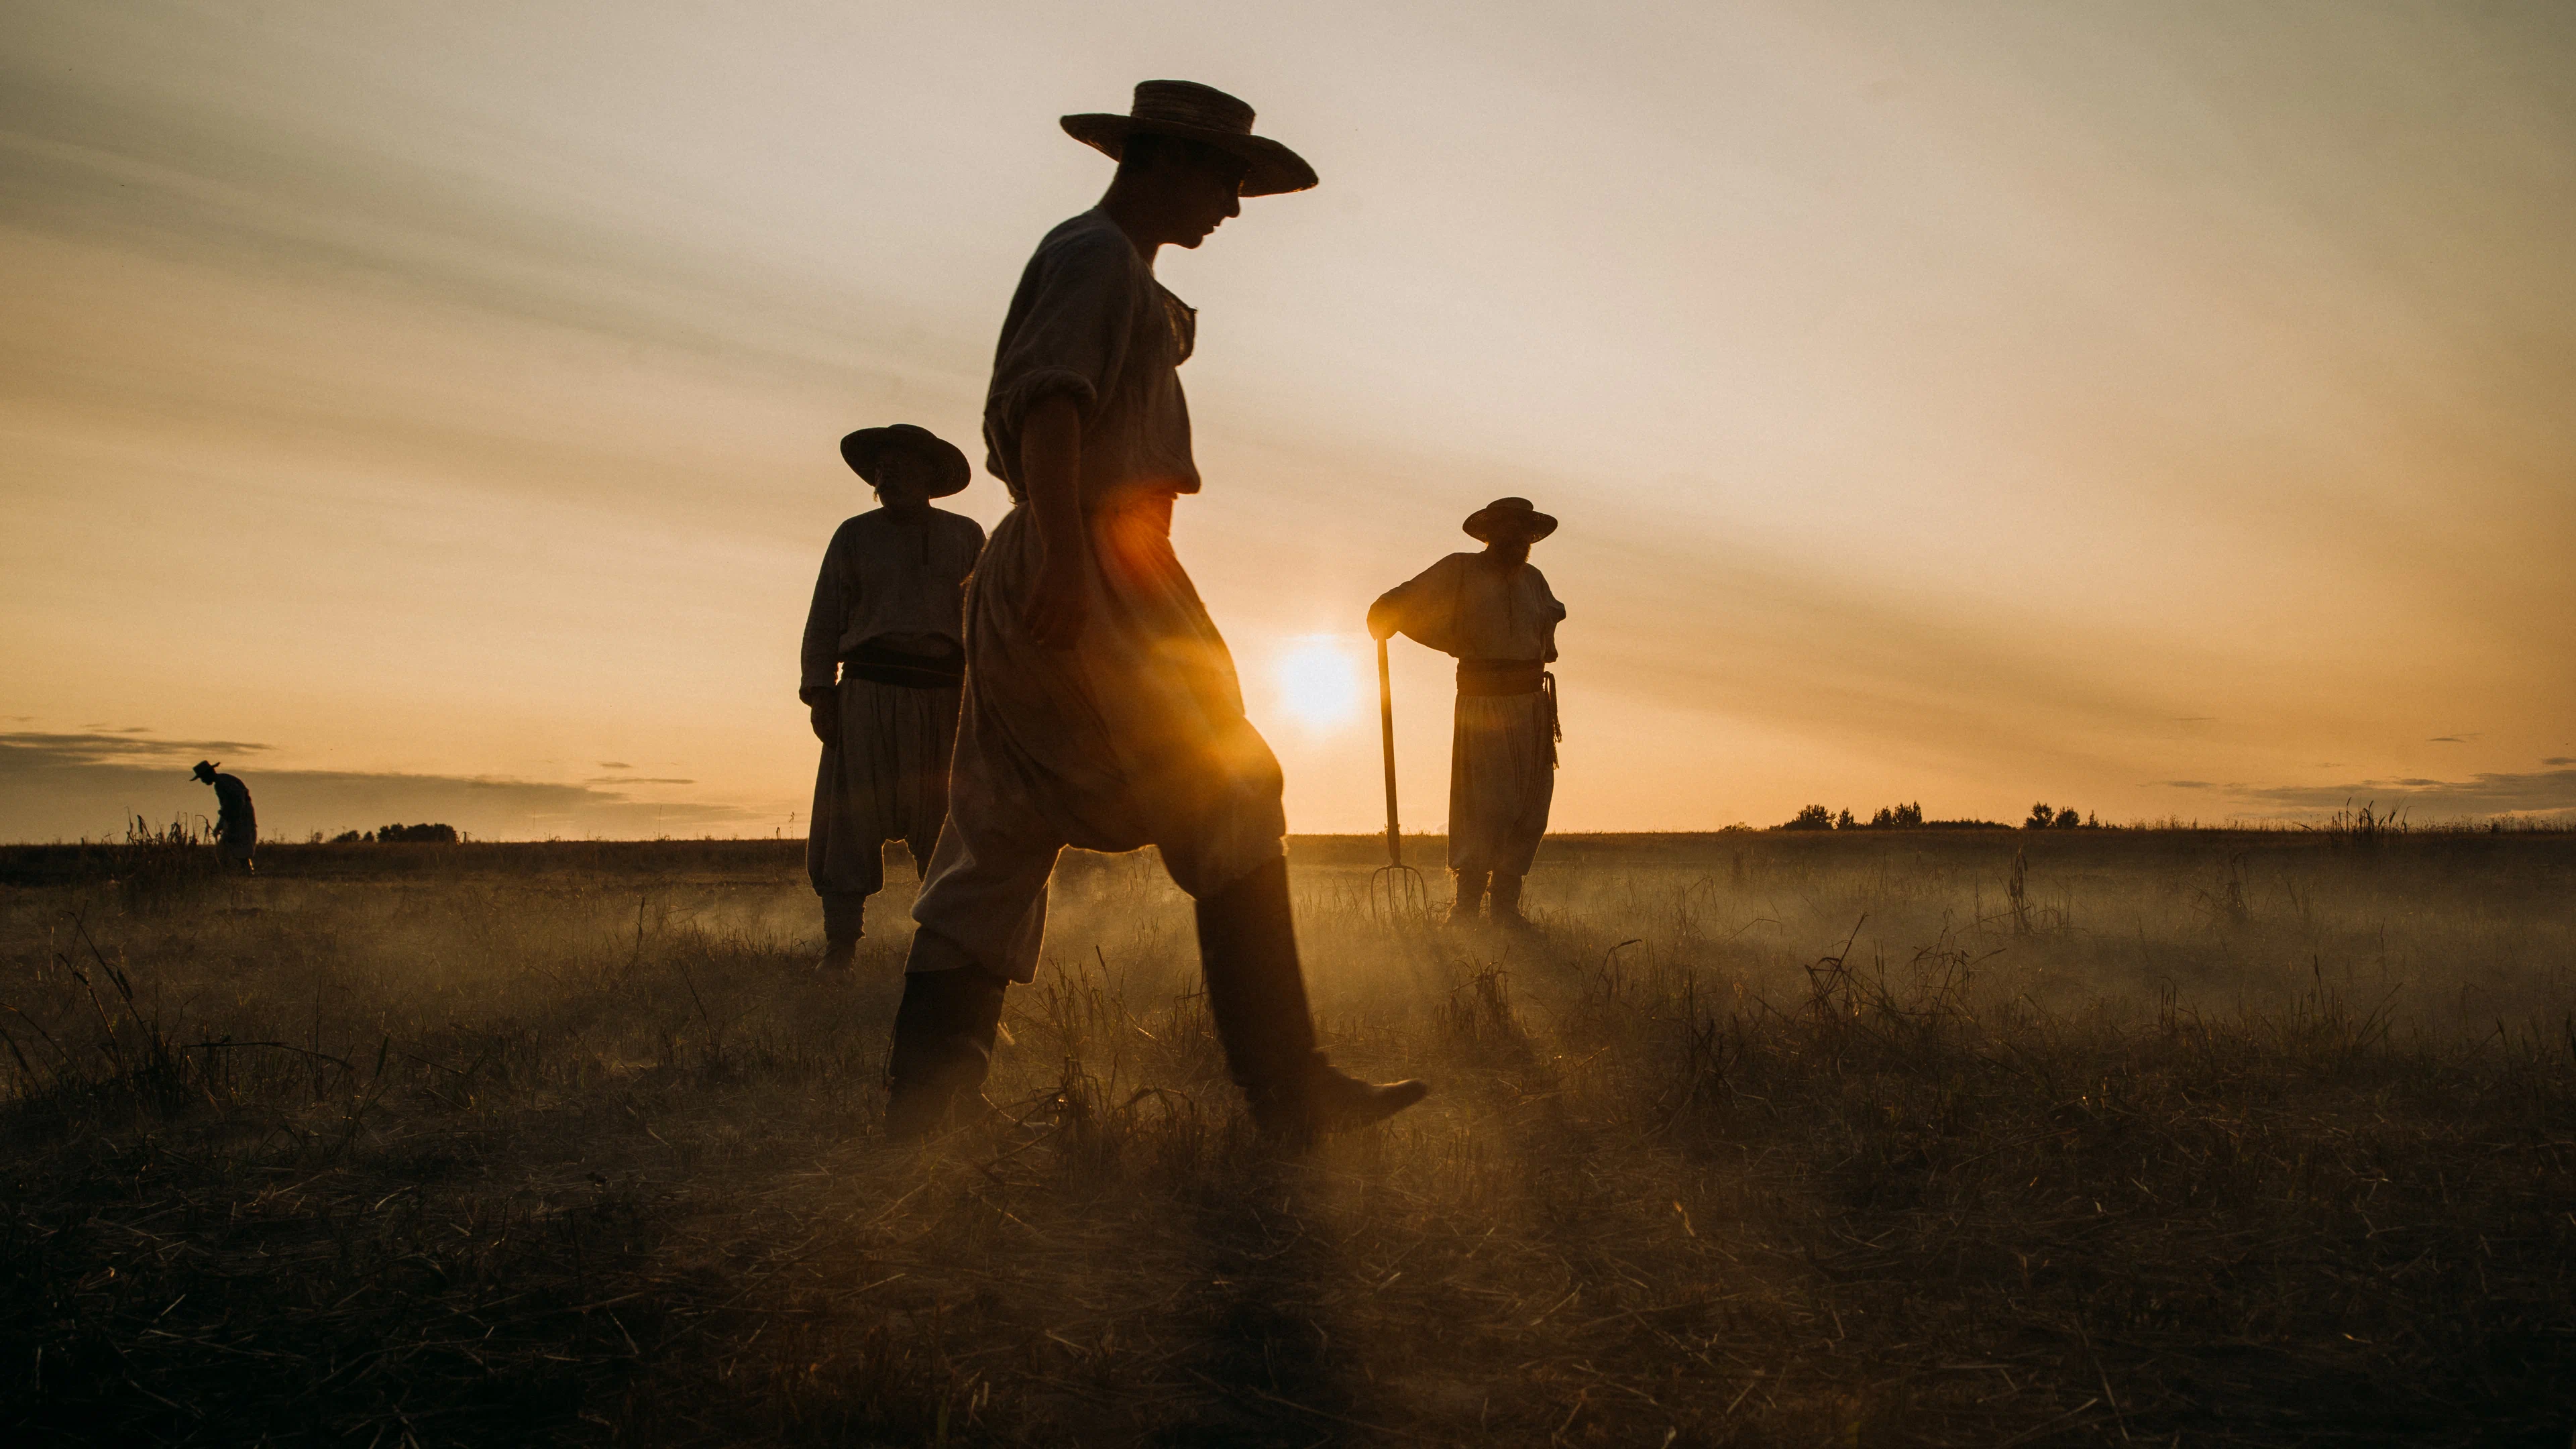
884, 80, 1425, 1142
1368, 498, 1565, 926
799, 424, 986, 971
191, 759, 256, 871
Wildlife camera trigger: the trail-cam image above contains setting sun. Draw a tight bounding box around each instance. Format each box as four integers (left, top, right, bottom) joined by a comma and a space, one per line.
1271, 635, 1364, 733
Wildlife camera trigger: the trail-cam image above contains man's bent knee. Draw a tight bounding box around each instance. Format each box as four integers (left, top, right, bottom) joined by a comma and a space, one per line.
903, 924, 985, 976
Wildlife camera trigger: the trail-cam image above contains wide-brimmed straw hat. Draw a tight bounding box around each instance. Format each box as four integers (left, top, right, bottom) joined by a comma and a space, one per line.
839, 424, 970, 498
1463, 497, 1558, 543
191, 760, 219, 782
1060, 80, 1318, 197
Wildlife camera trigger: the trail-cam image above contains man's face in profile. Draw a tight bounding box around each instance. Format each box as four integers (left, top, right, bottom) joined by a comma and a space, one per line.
1156, 150, 1248, 248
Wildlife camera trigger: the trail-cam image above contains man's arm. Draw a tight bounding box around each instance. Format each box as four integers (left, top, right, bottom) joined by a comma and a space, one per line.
1019, 392, 1087, 648
1535, 568, 1564, 663
800, 527, 850, 745
1367, 556, 1452, 641
1366, 590, 1404, 641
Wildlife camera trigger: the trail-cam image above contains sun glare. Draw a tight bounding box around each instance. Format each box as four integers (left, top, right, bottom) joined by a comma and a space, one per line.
1272, 636, 1363, 732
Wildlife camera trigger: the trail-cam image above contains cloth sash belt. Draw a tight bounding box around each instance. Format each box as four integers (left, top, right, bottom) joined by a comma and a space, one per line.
1456, 657, 1562, 767
1456, 657, 1545, 696
843, 639, 965, 690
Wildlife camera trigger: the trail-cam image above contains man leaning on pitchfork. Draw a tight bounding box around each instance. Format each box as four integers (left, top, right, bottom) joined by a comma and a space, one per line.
1369, 498, 1565, 927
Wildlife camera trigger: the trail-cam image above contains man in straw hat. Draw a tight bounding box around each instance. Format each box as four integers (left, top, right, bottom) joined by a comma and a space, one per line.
799, 424, 987, 970
1368, 498, 1566, 926
191, 759, 257, 871
882, 80, 1426, 1142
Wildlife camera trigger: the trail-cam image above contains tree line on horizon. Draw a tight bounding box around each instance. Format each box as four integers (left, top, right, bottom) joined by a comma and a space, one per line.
1774, 801, 2101, 831
325, 823, 463, 844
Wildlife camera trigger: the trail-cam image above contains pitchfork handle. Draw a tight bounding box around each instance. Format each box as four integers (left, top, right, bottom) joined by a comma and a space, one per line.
1378, 636, 1403, 869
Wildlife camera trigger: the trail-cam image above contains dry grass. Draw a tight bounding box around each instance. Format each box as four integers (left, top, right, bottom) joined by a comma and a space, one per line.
3, 831, 2572, 1446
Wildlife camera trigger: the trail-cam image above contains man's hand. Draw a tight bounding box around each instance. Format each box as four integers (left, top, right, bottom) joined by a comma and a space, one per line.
1366, 598, 1399, 641
1018, 393, 1089, 649
805, 690, 839, 746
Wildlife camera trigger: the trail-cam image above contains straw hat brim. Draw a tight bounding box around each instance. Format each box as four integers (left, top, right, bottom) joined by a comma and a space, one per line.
1463, 504, 1558, 543
840, 425, 971, 498
1059, 114, 1318, 197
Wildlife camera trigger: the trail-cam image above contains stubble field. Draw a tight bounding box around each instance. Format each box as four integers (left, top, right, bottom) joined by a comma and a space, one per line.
3, 829, 2573, 1446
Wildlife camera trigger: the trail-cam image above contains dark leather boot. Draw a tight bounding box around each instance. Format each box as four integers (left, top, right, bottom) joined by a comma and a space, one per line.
1446, 869, 1488, 926
1196, 857, 1428, 1143
883, 958, 1009, 1141
1489, 871, 1530, 927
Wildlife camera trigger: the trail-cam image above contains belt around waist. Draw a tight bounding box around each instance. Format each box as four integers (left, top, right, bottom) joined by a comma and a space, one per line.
842, 640, 965, 690
1456, 658, 1546, 696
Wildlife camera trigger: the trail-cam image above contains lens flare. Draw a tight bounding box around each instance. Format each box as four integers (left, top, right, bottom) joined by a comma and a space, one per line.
1271, 636, 1362, 732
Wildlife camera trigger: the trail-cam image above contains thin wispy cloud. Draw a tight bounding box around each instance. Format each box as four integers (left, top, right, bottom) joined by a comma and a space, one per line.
7, 731, 273, 763
2229, 769, 2576, 819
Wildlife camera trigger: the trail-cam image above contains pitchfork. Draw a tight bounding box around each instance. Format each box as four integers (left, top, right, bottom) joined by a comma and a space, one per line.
1368, 636, 1429, 920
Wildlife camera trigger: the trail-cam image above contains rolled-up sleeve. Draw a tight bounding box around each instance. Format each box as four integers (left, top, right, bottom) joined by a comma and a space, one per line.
983, 227, 1137, 485
1372, 555, 1466, 655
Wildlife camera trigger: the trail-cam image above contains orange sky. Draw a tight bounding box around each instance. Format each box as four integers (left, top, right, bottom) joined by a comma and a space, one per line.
4, 1, 2573, 841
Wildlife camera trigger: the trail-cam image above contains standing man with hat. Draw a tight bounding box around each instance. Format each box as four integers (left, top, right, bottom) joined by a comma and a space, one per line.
1368, 498, 1566, 926
881, 80, 1426, 1142
799, 424, 986, 970
191, 759, 256, 871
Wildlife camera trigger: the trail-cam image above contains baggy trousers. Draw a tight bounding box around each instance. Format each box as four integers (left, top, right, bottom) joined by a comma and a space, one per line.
1447, 690, 1554, 877
808, 673, 961, 936
908, 493, 1287, 981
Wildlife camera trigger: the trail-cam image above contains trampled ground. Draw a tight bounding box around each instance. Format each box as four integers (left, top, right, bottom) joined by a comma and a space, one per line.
3, 831, 2572, 1446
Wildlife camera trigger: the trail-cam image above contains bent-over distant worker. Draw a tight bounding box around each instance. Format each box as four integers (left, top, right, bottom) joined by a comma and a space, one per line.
883, 80, 1426, 1142
191, 759, 256, 871
1368, 498, 1565, 926
799, 424, 987, 970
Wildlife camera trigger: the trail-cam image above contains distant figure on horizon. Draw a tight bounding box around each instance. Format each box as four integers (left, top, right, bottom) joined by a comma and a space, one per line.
1369, 498, 1565, 926
798, 424, 986, 971
880, 79, 1425, 1143
191, 759, 256, 871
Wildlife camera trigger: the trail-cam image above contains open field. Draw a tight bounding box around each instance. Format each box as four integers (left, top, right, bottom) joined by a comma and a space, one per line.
3, 830, 2573, 1446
